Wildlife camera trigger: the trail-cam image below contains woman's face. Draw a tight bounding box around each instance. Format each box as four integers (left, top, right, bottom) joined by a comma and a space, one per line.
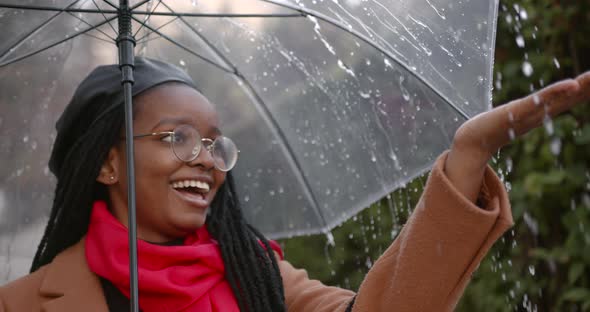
101, 83, 227, 243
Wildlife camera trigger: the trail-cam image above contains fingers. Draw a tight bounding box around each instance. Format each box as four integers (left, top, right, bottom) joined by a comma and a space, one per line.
502, 79, 582, 138
576, 70, 590, 85
452, 74, 589, 161
457, 78, 583, 154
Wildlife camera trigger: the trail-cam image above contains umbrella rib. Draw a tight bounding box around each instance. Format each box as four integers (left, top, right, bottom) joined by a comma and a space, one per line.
135, 12, 304, 18
135, 17, 179, 43
0, 0, 85, 61
82, 31, 117, 45
67, 11, 117, 42
133, 0, 162, 38
0, 4, 303, 17
160, 2, 328, 228
129, 15, 233, 74
102, 0, 118, 9
259, 0, 471, 121
131, 0, 152, 10
91, 0, 118, 36
0, 3, 117, 14
0, 16, 117, 68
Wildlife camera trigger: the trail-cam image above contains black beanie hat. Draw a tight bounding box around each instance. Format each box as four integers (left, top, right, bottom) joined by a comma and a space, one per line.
48, 57, 197, 175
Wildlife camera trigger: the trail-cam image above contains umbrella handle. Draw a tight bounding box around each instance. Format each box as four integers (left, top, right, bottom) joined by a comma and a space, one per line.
117, 1, 139, 312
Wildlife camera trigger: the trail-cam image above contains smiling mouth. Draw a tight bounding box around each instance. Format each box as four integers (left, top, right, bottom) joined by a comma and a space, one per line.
171, 180, 211, 207
172, 180, 210, 192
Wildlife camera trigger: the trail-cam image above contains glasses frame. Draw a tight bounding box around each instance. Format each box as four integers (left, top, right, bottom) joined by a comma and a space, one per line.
133, 125, 238, 172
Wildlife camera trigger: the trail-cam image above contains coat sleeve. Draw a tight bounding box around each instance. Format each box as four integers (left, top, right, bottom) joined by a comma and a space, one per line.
280, 151, 513, 312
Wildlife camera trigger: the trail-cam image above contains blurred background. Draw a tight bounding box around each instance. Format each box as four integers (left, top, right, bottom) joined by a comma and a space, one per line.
279, 0, 590, 311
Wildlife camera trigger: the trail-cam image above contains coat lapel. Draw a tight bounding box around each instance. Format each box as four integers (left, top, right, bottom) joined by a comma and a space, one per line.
39, 238, 109, 312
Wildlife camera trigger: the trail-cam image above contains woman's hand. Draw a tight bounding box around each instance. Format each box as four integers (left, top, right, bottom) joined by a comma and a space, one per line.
445, 71, 590, 203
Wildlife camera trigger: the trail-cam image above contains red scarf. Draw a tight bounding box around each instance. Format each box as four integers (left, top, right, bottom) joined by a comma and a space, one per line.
85, 201, 283, 312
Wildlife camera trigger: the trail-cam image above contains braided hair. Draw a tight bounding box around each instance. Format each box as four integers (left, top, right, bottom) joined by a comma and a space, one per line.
30, 91, 286, 311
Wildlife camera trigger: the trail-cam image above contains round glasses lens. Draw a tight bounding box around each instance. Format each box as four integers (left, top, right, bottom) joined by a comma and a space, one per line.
211, 136, 238, 171
172, 125, 201, 162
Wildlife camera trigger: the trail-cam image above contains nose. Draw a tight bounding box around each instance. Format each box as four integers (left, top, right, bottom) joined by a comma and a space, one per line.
187, 141, 215, 170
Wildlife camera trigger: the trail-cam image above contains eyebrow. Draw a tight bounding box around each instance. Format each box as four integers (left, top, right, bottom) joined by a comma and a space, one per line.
152, 117, 222, 135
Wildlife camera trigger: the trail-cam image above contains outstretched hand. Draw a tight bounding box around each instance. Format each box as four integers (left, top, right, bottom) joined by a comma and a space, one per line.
445, 71, 590, 203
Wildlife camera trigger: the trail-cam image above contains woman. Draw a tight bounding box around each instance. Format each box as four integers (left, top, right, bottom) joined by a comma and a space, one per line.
0, 58, 588, 312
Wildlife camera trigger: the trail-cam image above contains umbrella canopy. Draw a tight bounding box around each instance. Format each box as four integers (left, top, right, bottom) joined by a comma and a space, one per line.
0, 0, 498, 279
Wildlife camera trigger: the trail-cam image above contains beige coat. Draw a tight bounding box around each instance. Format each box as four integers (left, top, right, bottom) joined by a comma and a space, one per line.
0, 153, 513, 311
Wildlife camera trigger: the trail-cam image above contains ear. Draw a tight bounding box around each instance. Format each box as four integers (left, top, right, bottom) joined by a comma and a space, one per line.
96, 147, 122, 185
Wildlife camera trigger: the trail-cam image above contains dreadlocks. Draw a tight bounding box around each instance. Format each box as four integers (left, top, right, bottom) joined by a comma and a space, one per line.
208, 173, 286, 311
31, 99, 286, 311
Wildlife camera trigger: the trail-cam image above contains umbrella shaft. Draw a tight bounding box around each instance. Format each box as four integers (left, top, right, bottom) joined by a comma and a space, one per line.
117, 1, 139, 312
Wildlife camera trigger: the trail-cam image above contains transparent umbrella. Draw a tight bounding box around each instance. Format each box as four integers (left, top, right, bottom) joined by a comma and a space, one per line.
0, 0, 499, 303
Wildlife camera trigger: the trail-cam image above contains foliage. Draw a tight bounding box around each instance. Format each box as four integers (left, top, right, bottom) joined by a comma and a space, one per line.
458, 0, 590, 310
280, 0, 590, 311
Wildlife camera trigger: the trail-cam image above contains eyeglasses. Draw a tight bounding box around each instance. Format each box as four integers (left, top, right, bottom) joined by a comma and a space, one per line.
133, 124, 238, 172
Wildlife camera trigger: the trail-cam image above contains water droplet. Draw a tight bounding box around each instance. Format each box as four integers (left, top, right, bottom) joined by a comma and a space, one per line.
399, 76, 410, 101
528, 265, 535, 276
553, 57, 560, 69
515, 35, 525, 48
508, 111, 515, 122
23, 136, 29, 143
543, 115, 554, 135
505, 157, 513, 173
365, 257, 373, 269
505, 14, 513, 24
533, 94, 541, 106
401, 89, 410, 101
325, 232, 335, 247
519, 9, 528, 20
244, 195, 250, 202
179, 59, 186, 66
337, 59, 356, 77
384, 58, 393, 69
495, 75, 502, 90
550, 137, 561, 155
508, 128, 516, 141
522, 61, 533, 77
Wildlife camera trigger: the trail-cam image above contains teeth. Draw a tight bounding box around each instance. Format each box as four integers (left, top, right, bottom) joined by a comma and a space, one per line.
172, 180, 210, 191
196, 181, 210, 191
